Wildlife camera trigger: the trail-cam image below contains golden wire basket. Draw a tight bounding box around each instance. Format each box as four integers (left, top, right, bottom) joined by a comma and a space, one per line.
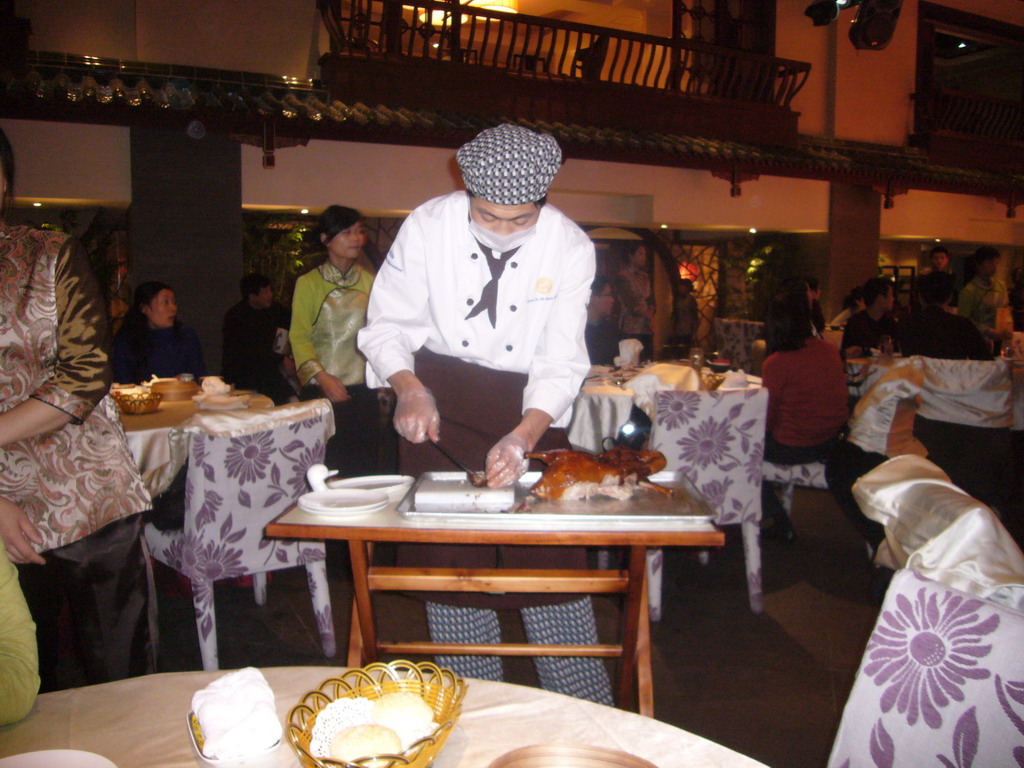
287, 660, 466, 768
700, 373, 726, 391
111, 389, 163, 414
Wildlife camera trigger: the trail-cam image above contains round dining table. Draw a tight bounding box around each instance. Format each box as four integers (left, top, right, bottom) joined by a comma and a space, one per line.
0, 667, 768, 768
121, 394, 275, 476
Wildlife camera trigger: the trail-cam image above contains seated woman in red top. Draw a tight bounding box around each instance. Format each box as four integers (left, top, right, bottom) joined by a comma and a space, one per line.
761, 287, 849, 541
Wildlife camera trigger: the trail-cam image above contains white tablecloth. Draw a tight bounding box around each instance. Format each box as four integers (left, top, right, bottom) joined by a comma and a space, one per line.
0, 667, 768, 768
568, 382, 634, 452
568, 366, 758, 452
121, 395, 275, 493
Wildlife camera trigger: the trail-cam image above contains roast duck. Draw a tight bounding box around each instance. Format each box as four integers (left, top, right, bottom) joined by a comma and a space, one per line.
526, 446, 669, 500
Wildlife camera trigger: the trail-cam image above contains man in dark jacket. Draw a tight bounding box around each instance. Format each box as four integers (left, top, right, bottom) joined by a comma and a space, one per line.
900, 271, 991, 360
221, 273, 296, 404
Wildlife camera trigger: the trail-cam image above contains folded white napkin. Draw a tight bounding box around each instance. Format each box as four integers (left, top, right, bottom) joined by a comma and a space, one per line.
202, 376, 232, 395
191, 667, 281, 759
628, 363, 700, 418
196, 394, 250, 411
719, 371, 748, 389
613, 338, 643, 368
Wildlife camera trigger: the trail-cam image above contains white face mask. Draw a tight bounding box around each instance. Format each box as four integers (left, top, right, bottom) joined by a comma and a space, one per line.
469, 217, 537, 254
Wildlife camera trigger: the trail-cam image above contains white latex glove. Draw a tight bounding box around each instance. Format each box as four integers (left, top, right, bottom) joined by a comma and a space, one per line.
393, 389, 440, 443
485, 433, 530, 488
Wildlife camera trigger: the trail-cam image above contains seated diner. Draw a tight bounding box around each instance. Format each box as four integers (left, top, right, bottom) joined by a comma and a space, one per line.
113, 281, 206, 383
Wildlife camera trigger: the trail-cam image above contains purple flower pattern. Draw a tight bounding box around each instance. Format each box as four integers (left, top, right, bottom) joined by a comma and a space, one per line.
144, 403, 336, 668
650, 388, 768, 614
829, 572, 1024, 768
676, 418, 734, 470
655, 390, 700, 430
224, 432, 273, 484
864, 586, 997, 728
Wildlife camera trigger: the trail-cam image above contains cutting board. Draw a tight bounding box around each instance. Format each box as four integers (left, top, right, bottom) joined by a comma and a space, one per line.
413, 472, 515, 509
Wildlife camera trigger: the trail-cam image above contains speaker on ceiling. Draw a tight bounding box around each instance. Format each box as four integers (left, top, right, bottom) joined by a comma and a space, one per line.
849, 0, 902, 50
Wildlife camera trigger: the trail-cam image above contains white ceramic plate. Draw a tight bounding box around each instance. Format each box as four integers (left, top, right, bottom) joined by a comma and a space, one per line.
298, 489, 389, 517
326, 474, 415, 503
0, 751, 118, 768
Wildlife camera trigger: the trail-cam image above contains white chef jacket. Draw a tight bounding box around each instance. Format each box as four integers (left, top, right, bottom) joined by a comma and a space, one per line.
358, 191, 595, 428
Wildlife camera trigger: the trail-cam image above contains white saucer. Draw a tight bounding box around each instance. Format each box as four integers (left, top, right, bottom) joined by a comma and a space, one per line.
326, 474, 415, 503
0, 751, 117, 768
298, 489, 389, 517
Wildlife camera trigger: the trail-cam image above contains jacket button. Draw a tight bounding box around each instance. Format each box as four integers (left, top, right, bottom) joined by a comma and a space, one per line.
509, 305, 517, 312
506, 344, 513, 352
510, 262, 518, 269
471, 253, 479, 260
467, 298, 474, 306
462, 340, 469, 347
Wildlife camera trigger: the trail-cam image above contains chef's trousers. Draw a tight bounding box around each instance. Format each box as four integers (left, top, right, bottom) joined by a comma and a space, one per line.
396, 349, 612, 703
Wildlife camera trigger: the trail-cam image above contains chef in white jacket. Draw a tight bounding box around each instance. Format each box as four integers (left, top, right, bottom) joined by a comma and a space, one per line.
357, 123, 611, 704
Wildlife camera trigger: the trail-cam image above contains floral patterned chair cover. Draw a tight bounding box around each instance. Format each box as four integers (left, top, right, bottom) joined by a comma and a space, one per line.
650, 387, 769, 614
144, 399, 336, 670
827, 569, 1024, 768
761, 459, 829, 520
713, 318, 765, 374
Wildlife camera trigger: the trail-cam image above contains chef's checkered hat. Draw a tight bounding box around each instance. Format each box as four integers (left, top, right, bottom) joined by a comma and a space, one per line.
456, 124, 562, 206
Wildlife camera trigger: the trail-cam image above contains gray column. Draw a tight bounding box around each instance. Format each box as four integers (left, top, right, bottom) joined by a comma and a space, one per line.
129, 127, 242, 375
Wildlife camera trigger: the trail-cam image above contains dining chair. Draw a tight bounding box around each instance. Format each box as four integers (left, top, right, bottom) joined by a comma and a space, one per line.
650, 387, 769, 614
761, 458, 829, 523
851, 454, 1024, 611
144, 399, 337, 670
712, 318, 764, 374
827, 569, 1024, 768
912, 357, 1013, 514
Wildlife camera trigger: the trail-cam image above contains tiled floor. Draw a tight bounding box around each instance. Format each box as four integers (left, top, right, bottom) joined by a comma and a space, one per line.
150, 488, 888, 768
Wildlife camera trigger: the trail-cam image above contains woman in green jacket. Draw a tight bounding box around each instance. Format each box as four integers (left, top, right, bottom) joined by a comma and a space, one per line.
290, 206, 382, 476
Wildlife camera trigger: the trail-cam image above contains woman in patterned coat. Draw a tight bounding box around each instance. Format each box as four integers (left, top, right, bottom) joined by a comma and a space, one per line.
0, 127, 153, 691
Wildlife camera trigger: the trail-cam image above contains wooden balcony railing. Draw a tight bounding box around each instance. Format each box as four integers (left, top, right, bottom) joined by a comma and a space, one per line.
916, 87, 1023, 143
318, 0, 809, 108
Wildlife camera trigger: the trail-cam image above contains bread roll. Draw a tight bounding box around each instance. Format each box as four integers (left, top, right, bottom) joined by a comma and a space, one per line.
329, 724, 402, 762
371, 692, 436, 733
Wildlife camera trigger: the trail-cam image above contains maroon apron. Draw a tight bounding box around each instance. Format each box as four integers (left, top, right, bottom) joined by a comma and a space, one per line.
396, 348, 587, 608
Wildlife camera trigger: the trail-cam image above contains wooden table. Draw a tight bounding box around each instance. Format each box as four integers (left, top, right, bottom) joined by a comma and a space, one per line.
267, 503, 723, 717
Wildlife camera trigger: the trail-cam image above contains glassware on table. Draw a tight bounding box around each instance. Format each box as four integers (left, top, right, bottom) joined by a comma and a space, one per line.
878, 335, 893, 360
689, 347, 705, 371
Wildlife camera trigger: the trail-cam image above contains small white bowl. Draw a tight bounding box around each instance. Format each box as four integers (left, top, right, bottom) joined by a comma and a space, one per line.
326, 474, 415, 504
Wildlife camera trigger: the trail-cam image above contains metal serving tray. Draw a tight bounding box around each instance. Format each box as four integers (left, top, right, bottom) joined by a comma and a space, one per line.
397, 470, 714, 529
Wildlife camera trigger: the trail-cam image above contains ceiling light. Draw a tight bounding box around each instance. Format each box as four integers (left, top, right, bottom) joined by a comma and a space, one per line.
935, 238, 941, 242
32, 202, 41, 207
804, 0, 860, 26
958, 42, 967, 49
749, 228, 757, 234
659, 224, 668, 229
300, 208, 309, 214
467, 0, 517, 11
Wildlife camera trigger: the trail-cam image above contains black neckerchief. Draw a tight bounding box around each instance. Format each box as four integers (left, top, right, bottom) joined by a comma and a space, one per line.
465, 239, 521, 328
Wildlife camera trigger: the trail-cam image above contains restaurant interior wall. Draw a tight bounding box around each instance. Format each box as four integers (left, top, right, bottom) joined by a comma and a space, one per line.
777, 0, 1024, 145
238, 141, 834, 233
880, 188, 1024, 245
6, 113, 1024, 256
129, 127, 243, 376
18, 0, 327, 81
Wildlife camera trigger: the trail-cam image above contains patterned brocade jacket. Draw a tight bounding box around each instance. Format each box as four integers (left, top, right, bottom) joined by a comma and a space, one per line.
0, 224, 150, 552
